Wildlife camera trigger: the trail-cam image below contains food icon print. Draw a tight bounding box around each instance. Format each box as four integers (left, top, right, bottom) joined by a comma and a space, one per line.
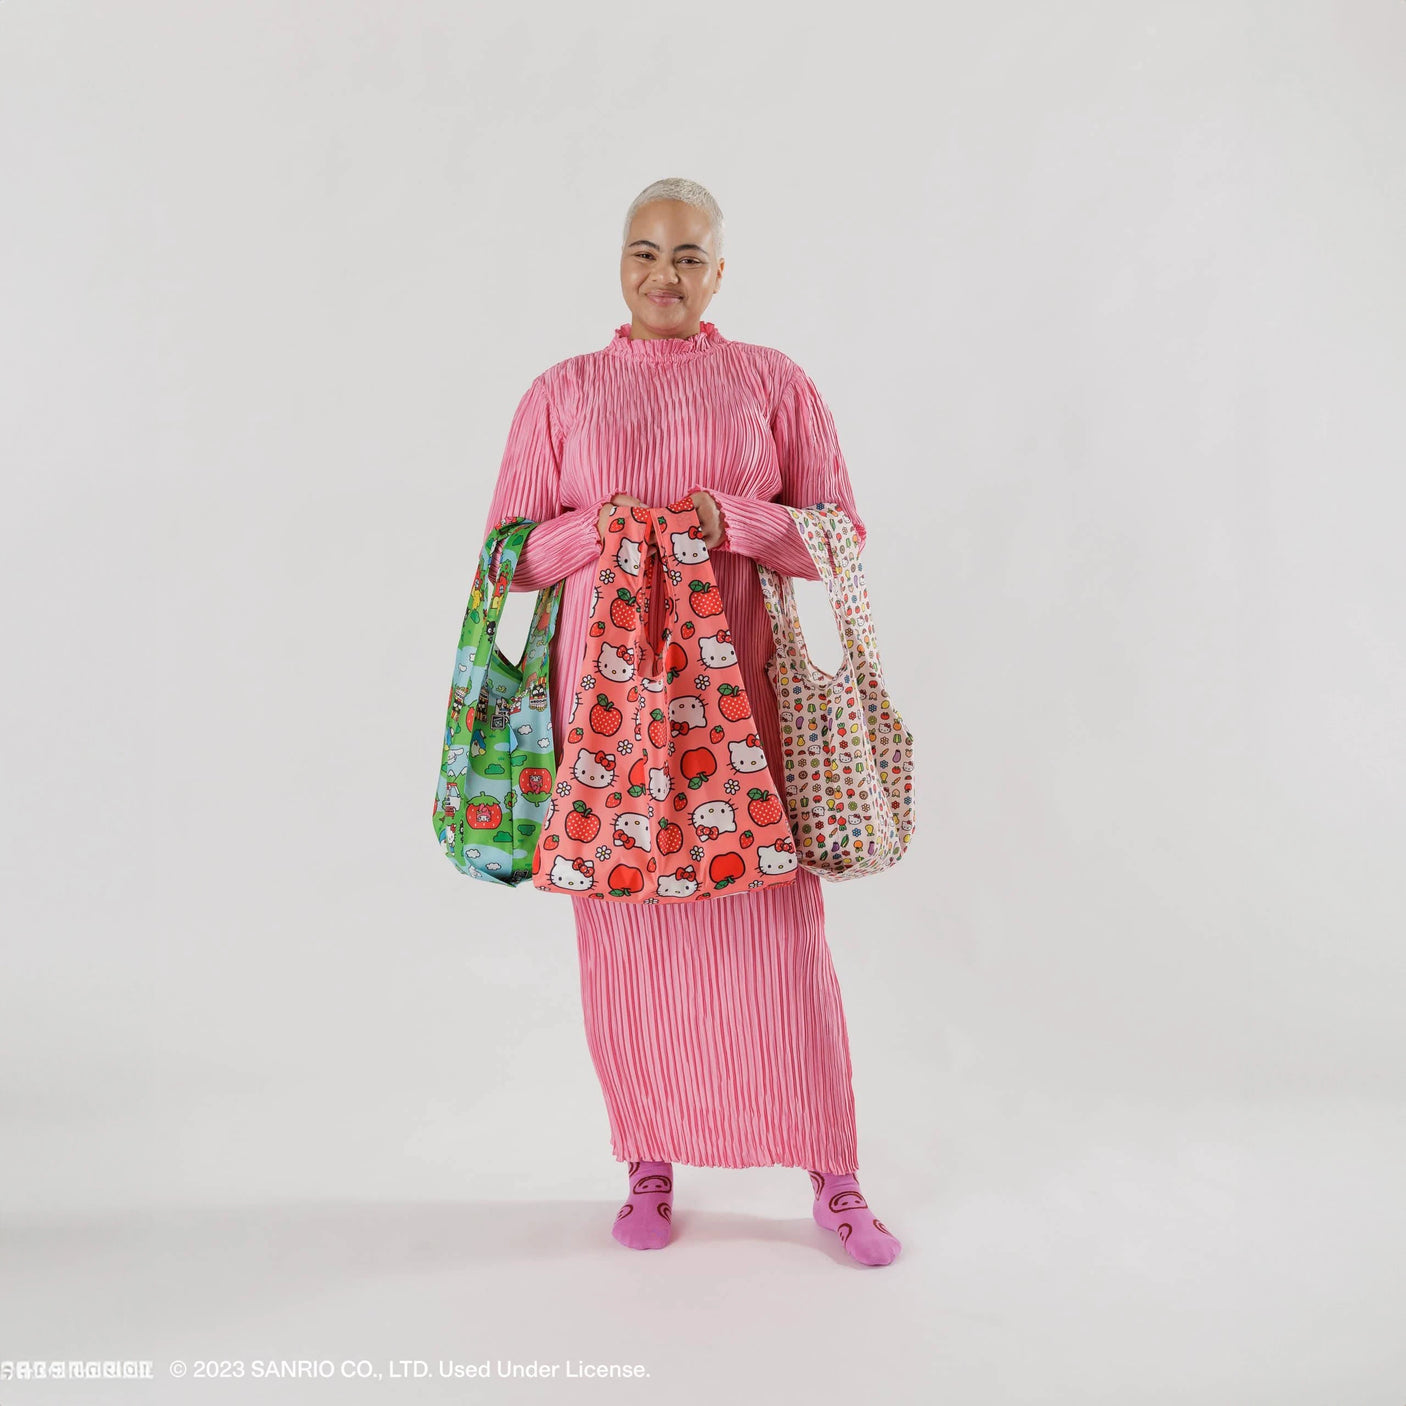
532, 494, 799, 904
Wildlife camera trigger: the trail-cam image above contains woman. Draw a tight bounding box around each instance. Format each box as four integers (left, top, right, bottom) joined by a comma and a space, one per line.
481, 177, 901, 1268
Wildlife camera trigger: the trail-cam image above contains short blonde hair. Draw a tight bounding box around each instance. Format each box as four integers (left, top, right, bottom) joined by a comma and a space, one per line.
622, 178, 725, 261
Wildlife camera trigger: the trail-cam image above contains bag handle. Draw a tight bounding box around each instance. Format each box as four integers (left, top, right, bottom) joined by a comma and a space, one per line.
592, 497, 674, 667
644, 498, 717, 670
459, 517, 563, 702
753, 503, 865, 676
591, 496, 717, 673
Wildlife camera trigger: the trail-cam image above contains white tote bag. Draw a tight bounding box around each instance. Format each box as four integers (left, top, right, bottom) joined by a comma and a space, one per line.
754, 503, 917, 879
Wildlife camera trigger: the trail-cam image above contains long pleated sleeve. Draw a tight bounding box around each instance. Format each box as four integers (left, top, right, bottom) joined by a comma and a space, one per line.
696, 366, 868, 581
482, 373, 602, 591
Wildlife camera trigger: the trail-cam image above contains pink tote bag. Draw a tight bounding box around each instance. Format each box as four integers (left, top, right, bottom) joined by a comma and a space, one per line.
533, 495, 799, 904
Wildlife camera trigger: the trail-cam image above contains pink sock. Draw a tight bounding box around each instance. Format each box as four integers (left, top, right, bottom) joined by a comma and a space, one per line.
808, 1170, 902, 1266
612, 1159, 674, 1250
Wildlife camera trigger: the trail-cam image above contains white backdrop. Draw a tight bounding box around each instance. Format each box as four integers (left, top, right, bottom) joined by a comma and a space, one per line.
3, 2, 1404, 1402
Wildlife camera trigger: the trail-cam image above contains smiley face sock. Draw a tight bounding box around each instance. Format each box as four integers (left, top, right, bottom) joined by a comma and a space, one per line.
611, 1160, 674, 1250
808, 1170, 902, 1266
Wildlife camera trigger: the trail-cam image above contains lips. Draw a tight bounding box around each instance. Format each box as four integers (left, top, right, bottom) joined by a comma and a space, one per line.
647, 292, 682, 304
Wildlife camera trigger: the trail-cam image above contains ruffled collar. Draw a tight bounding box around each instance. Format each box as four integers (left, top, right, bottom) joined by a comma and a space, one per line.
603, 320, 724, 359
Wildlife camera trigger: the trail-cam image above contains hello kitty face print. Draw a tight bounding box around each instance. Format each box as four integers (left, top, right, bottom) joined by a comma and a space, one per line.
532, 494, 798, 904
753, 503, 917, 880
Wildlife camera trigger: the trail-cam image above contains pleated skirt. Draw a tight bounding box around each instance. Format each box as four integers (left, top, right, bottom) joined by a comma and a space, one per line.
571, 865, 860, 1172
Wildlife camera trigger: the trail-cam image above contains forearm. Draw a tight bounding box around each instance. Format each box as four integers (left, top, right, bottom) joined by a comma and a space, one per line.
482, 372, 602, 592
704, 488, 866, 580
494, 507, 602, 591
707, 491, 821, 579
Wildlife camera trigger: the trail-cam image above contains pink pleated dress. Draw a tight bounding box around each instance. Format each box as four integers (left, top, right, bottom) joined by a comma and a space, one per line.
481, 321, 869, 1173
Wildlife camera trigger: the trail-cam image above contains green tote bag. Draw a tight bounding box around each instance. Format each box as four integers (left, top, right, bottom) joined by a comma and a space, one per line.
432, 517, 564, 885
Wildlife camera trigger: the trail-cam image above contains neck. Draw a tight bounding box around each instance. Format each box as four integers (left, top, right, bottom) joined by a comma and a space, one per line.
629, 316, 701, 341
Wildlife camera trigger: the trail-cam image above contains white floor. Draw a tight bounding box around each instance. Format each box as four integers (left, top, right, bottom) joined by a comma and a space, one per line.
4, 1089, 1403, 1406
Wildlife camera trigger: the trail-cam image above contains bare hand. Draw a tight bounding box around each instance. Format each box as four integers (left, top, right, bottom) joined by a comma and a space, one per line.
597, 493, 647, 545
689, 490, 724, 550
596, 490, 724, 551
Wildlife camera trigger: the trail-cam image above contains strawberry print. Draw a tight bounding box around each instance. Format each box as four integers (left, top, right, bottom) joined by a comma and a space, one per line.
753, 503, 917, 879
647, 708, 668, 748
687, 579, 723, 616
609, 588, 640, 630
434, 516, 563, 886
534, 496, 798, 903
564, 800, 601, 842
745, 788, 783, 826
716, 682, 750, 721
589, 693, 623, 736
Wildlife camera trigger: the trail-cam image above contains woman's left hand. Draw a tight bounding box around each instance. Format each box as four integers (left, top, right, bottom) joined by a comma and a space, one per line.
690, 490, 725, 550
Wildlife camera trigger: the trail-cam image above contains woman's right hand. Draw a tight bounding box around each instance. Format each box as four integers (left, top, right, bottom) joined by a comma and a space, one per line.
597, 493, 647, 546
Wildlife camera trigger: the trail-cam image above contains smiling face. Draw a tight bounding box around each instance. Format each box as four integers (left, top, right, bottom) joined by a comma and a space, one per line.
620, 199, 724, 340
